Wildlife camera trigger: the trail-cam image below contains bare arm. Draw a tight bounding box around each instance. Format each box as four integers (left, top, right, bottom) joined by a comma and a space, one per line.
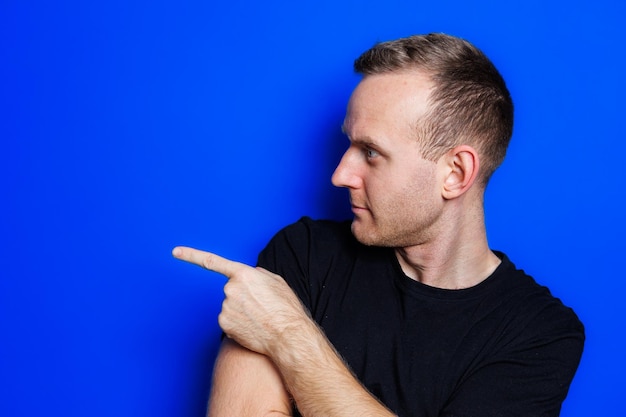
207, 338, 292, 417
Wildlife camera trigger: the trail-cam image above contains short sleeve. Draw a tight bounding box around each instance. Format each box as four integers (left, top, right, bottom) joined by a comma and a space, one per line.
441, 303, 585, 417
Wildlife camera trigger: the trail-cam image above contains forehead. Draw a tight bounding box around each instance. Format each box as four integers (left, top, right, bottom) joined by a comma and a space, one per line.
343, 71, 433, 141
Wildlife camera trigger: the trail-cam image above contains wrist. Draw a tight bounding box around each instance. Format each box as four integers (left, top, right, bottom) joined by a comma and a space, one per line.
268, 314, 324, 367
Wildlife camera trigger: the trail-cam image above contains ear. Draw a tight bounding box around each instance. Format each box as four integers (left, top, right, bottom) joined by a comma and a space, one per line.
440, 145, 480, 200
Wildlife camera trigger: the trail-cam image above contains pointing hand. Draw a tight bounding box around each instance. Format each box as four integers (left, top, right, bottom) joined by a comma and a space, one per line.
172, 246, 308, 355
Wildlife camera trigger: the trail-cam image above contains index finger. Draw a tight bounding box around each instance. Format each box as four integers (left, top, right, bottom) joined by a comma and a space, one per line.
172, 246, 245, 278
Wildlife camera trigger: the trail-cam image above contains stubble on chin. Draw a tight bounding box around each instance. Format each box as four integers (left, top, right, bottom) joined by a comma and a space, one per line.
350, 218, 387, 247
351, 215, 422, 248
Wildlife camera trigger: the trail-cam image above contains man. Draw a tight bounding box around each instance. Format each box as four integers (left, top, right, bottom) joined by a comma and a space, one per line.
173, 33, 584, 416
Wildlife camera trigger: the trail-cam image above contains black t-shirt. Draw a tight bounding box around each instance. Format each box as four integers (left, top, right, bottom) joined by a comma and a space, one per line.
257, 217, 584, 417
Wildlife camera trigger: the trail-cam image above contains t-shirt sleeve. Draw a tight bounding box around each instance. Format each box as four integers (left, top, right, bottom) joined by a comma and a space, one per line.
256, 218, 315, 311
441, 303, 585, 417
255, 217, 354, 317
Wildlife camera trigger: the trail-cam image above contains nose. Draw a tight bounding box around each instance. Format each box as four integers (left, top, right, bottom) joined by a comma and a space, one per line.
331, 147, 362, 189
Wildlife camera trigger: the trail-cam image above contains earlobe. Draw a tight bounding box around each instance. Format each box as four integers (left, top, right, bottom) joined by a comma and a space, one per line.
441, 145, 479, 200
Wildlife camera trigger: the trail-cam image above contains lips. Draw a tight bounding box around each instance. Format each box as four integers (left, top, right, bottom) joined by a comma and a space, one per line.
350, 200, 369, 213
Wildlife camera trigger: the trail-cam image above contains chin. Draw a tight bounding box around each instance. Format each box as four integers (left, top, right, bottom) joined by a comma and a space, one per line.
351, 222, 386, 247
352, 220, 414, 248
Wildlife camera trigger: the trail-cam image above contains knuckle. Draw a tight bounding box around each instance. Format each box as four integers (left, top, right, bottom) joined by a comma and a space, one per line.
217, 312, 230, 332
223, 282, 234, 297
201, 254, 216, 270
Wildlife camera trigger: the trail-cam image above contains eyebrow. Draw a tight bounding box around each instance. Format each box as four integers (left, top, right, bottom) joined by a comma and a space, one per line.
340, 124, 385, 151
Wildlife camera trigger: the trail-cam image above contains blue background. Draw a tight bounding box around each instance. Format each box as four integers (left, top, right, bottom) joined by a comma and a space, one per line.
1, 1, 624, 416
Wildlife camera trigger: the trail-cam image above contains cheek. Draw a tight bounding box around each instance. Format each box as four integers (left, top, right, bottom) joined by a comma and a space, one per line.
363, 173, 393, 206
396, 170, 440, 211
410, 164, 439, 194
365, 162, 438, 210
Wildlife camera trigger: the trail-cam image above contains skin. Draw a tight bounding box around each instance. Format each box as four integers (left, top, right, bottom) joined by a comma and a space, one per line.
173, 70, 501, 415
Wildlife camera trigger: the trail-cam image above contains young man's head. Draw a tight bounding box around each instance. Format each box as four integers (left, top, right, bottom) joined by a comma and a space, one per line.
332, 34, 513, 247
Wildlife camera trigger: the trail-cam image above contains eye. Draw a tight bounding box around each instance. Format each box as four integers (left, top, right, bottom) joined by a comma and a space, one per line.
366, 148, 380, 159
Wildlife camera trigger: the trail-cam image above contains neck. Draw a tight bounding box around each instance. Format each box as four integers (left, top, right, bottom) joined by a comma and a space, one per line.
395, 201, 500, 290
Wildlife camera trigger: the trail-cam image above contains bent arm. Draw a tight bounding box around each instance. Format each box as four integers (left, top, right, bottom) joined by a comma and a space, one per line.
207, 338, 292, 417
173, 246, 395, 417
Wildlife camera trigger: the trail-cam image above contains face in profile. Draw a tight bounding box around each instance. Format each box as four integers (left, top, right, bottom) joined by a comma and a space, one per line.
332, 71, 445, 248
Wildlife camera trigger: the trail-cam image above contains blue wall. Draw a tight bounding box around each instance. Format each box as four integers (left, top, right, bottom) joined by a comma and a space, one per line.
2, 1, 624, 415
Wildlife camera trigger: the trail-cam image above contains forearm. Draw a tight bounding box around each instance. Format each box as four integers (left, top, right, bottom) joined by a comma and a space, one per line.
269, 318, 396, 417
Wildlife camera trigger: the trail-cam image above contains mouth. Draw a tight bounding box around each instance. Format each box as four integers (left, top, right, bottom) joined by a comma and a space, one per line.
350, 202, 369, 214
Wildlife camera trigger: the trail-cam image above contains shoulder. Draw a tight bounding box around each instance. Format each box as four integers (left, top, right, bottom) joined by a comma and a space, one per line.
490, 252, 585, 351
257, 217, 363, 311
275, 216, 353, 242
262, 217, 355, 256
256, 217, 357, 275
